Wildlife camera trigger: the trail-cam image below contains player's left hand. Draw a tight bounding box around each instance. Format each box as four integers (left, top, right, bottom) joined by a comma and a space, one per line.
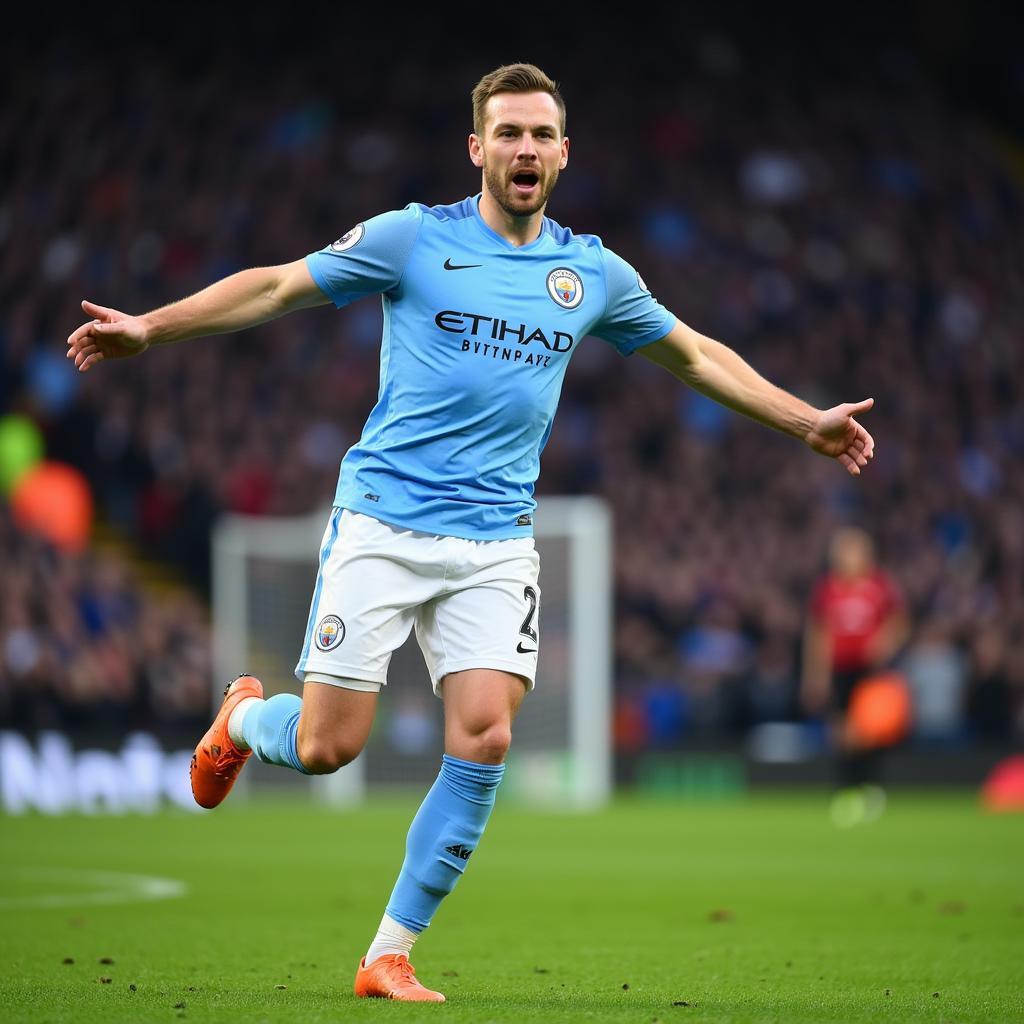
804, 398, 875, 476
66, 299, 149, 372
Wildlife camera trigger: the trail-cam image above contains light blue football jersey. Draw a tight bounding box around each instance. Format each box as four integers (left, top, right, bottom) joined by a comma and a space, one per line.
305, 194, 676, 539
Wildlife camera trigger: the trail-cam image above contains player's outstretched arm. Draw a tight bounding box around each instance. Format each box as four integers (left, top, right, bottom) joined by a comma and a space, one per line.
66, 259, 328, 372
640, 320, 875, 476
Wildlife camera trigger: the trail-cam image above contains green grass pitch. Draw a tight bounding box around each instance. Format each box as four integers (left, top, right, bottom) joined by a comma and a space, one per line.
1, 792, 1022, 1023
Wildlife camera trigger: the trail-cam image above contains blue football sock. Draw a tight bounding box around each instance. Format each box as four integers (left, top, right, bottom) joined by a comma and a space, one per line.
385, 754, 505, 932
241, 693, 310, 774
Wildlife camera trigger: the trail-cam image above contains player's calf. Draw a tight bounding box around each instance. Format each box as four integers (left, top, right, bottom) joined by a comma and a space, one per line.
293, 678, 378, 774
294, 735, 363, 775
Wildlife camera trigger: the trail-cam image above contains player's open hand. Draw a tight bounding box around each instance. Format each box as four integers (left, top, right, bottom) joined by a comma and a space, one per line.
66, 299, 149, 372
804, 398, 875, 476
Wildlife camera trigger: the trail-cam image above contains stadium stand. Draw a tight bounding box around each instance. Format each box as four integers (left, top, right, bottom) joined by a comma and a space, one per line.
2, 20, 1021, 746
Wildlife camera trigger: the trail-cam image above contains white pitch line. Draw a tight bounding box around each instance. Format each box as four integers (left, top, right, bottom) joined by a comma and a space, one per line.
0, 867, 188, 909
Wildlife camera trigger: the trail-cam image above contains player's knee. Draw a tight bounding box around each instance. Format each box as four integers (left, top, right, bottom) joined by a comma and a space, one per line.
461, 723, 512, 765
296, 735, 363, 775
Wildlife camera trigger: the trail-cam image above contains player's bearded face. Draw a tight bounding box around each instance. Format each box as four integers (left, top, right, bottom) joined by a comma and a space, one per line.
482, 152, 559, 218
476, 93, 566, 219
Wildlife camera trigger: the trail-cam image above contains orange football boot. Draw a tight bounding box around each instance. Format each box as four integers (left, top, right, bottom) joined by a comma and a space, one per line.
189, 674, 264, 809
353, 954, 446, 1002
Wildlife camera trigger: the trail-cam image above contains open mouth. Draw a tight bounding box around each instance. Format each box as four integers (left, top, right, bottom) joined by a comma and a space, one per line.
512, 169, 540, 193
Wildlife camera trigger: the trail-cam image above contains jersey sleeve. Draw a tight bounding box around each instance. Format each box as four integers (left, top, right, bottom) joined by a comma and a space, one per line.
305, 206, 422, 309
591, 247, 676, 355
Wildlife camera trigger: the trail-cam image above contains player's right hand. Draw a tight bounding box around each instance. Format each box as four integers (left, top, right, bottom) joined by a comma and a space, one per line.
66, 299, 149, 371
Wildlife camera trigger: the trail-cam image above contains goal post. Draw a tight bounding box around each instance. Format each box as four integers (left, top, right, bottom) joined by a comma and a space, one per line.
211, 496, 612, 809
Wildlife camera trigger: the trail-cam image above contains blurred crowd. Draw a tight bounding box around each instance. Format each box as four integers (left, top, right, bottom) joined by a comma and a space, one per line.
2, 24, 1022, 744
0, 506, 210, 733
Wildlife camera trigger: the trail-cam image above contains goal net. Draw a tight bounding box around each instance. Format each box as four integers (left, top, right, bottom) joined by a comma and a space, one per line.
211, 497, 612, 808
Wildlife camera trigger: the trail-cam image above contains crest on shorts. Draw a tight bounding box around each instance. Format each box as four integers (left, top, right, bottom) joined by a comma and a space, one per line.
546, 267, 584, 309
330, 223, 364, 252
315, 614, 346, 651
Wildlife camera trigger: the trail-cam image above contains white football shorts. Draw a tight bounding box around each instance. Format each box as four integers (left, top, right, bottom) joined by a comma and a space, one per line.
294, 508, 540, 695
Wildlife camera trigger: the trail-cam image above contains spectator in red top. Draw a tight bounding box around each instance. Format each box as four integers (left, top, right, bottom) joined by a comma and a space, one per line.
802, 527, 909, 791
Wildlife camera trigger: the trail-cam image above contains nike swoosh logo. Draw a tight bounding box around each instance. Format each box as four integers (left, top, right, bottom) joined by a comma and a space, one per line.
444, 258, 483, 271
516, 642, 538, 654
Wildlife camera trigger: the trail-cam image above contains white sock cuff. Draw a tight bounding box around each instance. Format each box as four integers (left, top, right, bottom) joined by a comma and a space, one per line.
378, 914, 419, 943
364, 913, 420, 964
227, 697, 262, 750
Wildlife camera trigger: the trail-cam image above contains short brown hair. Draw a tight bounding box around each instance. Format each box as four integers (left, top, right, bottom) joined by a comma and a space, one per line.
472, 63, 566, 138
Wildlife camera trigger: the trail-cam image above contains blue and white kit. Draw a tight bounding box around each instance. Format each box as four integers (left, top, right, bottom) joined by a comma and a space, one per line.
297, 194, 676, 690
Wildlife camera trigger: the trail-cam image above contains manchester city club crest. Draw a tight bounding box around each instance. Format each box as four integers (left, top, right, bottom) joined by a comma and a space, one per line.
546, 267, 584, 309
314, 614, 346, 651
330, 223, 365, 252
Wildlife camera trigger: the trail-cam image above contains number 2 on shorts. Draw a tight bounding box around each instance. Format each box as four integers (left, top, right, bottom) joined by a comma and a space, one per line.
519, 585, 539, 644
